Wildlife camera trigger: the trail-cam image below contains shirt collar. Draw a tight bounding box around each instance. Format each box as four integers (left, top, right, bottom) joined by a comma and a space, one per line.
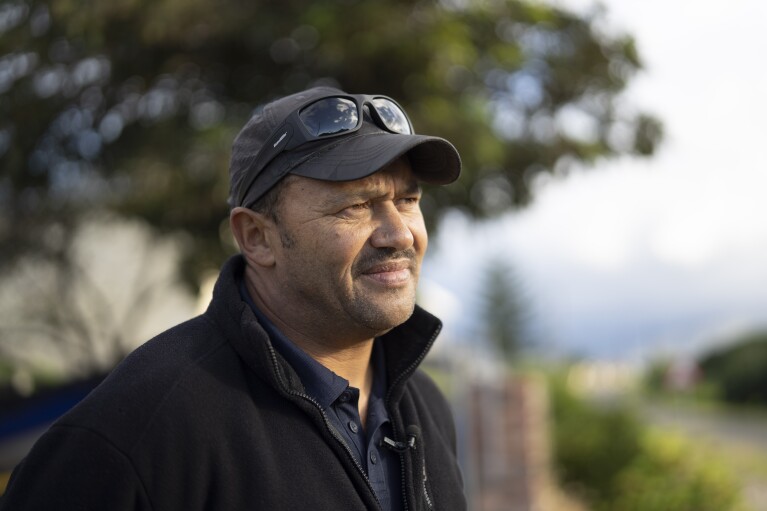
367, 340, 389, 422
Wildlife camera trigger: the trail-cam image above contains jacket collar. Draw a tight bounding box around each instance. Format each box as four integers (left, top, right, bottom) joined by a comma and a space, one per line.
205, 255, 442, 401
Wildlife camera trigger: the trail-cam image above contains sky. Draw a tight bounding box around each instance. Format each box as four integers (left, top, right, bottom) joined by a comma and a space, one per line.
422, 0, 767, 363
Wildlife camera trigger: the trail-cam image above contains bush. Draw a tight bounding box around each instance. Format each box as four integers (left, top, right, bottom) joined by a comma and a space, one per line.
550, 374, 744, 511
643, 359, 671, 394
607, 431, 743, 511
550, 377, 642, 502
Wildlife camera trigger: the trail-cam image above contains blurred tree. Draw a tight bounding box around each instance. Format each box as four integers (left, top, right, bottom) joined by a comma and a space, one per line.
0, 216, 195, 381
480, 258, 529, 363
699, 331, 767, 405
0, 0, 662, 286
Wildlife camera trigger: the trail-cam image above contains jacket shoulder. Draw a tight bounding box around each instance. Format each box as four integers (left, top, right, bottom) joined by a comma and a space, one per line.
56, 314, 238, 451
1, 425, 152, 510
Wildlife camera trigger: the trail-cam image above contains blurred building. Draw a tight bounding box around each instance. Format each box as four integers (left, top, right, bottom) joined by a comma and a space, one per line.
426, 346, 584, 511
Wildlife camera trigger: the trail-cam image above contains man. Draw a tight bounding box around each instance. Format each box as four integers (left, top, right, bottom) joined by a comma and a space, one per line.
1, 86, 466, 510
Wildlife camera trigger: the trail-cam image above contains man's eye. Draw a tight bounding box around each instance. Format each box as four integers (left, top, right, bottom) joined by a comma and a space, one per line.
397, 197, 420, 206
340, 202, 370, 215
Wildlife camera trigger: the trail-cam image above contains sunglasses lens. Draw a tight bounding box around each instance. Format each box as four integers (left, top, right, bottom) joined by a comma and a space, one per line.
371, 98, 412, 134
299, 97, 359, 137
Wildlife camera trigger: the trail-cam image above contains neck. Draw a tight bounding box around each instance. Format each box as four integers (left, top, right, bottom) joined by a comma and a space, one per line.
276, 317, 377, 427
304, 342, 375, 398
245, 270, 376, 419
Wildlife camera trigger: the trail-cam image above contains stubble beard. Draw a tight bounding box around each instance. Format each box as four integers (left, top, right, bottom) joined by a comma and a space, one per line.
347, 247, 420, 333
277, 223, 420, 337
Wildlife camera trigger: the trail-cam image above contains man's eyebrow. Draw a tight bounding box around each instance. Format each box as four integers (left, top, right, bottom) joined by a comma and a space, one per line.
403, 181, 422, 195
317, 189, 367, 210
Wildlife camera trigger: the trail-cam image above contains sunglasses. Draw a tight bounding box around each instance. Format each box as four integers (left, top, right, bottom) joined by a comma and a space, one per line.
236, 94, 414, 207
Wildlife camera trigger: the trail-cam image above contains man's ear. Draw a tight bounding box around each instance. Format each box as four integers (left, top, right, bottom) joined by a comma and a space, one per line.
230, 207, 277, 267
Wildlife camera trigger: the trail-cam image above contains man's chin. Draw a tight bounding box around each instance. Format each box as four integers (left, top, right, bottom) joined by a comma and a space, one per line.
354, 299, 417, 334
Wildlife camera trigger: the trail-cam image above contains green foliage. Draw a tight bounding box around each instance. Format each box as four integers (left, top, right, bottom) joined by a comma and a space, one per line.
0, 0, 663, 376
607, 432, 744, 511
0, 359, 13, 386
699, 331, 767, 405
1, 0, 662, 285
550, 376, 642, 501
550, 375, 744, 511
643, 358, 670, 394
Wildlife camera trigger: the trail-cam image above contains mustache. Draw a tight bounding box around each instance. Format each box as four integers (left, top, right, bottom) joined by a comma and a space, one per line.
352, 248, 418, 276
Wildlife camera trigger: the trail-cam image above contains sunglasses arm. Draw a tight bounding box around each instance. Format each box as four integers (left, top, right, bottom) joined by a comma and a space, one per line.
236, 122, 294, 206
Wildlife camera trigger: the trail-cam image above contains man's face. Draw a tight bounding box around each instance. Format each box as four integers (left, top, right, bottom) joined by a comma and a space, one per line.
270, 157, 427, 339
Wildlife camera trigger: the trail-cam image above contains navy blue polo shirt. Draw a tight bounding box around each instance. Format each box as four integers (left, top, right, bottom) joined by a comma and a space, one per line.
239, 282, 403, 511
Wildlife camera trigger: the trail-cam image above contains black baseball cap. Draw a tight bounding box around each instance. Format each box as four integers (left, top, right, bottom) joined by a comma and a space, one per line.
228, 86, 461, 208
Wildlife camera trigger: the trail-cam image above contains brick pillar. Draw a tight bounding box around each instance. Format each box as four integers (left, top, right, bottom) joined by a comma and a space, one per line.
467, 374, 581, 511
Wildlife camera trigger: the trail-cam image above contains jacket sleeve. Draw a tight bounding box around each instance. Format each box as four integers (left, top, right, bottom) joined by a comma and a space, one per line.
0, 424, 152, 510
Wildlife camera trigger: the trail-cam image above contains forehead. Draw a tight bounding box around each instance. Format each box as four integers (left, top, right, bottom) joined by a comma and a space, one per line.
339, 157, 418, 192
284, 158, 420, 207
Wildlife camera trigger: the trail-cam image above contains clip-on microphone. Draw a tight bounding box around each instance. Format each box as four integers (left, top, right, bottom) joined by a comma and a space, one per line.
382, 425, 420, 453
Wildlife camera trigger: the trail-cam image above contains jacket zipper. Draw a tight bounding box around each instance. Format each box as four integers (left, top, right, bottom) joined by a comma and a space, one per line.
265, 342, 383, 511
385, 324, 442, 511
422, 464, 433, 510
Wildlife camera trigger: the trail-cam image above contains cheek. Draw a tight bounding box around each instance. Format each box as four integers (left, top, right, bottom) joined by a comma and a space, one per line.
314, 227, 370, 271
409, 215, 428, 255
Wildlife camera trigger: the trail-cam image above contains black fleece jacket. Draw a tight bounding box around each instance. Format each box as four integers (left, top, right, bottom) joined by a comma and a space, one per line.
1, 256, 466, 510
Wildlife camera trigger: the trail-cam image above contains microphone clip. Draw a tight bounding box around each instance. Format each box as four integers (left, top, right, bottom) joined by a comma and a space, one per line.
382, 430, 417, 453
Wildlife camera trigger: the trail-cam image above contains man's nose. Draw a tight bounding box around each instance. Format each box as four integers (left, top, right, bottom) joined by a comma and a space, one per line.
370, 203, 415, 251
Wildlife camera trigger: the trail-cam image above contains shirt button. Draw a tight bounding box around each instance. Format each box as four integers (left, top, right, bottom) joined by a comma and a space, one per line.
339, 391, 351, 403
370, 450, 378, 464
348, 421, 359, 434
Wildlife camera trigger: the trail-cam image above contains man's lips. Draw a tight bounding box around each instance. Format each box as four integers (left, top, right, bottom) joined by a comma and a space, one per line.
360, 260, 413, 285
362, 260, 411, 274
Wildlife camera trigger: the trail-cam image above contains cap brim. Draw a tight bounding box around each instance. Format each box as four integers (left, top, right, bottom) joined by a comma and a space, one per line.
289, 130, 461, 185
